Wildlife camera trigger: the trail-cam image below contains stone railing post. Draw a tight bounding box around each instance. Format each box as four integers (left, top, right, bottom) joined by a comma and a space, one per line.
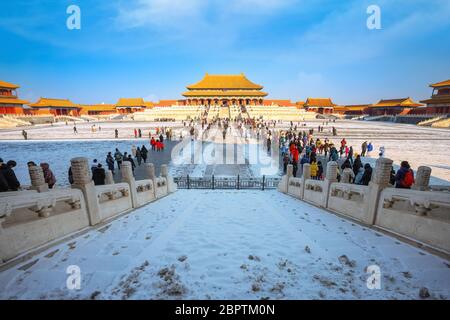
341, 169, 352, 184
121, 161, 138, 208
161, 164, 177, 193
144, 162, 157, 196
105, 170, 114, 185
364, 157, 394, 225
323, 161, 338, 207
145, 162, 156, 181
71, 157, 101, 226
28, 165, 48, 192
161, 164, 168, 178
277, 164, 292, 193
300, 163, 311, 200
413, 166, 431, 191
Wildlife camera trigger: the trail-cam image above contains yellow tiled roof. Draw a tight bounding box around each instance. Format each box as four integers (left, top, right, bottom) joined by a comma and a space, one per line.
420, 95, 450, 104
115, 98, 146, 107
304, 98, 335, 107
371, 98, 422, 108
29, 98, 79, 108
0, 80, 19, 89
144, 101, 154, 108
430, 79, 450, 88
183, 90, 267, 97
0, 97, 29, 105
186, 73, 263, 90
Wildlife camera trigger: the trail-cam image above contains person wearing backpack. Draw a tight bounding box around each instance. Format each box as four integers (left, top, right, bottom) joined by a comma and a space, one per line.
395, 161, 415, 189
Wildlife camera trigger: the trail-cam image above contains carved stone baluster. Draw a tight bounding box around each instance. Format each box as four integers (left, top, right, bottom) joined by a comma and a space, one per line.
413, 166, 432, 191
28, 165, 48, 192
105, 170, 114, 185
121, 161, 138, 208
364, 157, 394, 225
71, 157, 101, 226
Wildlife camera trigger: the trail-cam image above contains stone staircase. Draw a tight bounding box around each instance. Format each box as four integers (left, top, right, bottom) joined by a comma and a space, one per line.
431, 117, 450, 128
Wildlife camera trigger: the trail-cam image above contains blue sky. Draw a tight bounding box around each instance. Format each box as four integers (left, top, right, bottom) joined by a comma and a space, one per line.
1, 0, 449, 104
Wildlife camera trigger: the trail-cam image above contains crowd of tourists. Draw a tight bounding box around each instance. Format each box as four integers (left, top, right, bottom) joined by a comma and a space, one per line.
0, 158, 56, 192
276, 124, 415, 188
1, 130, 171, 191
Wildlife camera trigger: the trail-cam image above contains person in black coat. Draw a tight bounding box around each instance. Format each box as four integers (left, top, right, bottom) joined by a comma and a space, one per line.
0, 167, 9, 192
68, 166, 74, 185
126, 155, 136, 172
141, 145, 148, 163
360, 163, 373, 186
92, 164, 106, 185
1, 160, 20, 191
352, 155, 362, 177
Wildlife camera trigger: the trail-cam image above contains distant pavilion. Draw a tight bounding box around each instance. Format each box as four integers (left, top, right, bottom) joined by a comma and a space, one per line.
29, 98, 80, 116
0, 80, 29, 115
303, 98, 336, 114
420, 79, 450, 115
79, 104, 116, 115
115, 98, 151, 114
369, 98, 422, 116
182, 73, 268, 106
333, 104, 371, 116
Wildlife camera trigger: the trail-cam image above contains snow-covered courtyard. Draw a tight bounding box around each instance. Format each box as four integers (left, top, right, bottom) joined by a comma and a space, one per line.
1, 119, 449, 185
1, 190, 448, 300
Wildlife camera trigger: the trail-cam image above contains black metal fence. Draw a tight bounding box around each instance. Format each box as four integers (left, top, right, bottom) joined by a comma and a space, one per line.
174, 175, 281, 190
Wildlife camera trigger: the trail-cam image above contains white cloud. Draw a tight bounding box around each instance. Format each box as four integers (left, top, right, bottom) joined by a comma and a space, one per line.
227, 0, 295, 13
116, 0, 206, 29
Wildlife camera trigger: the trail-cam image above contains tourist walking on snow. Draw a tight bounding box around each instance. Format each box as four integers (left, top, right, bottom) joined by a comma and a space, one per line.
115, 129, 119, 138
141, 145, 148, 163
114, 148, 123, 170
106, 152, 115, 174
361, 141, 368, 157
126, 155, 136, 172
367, 142, 373, 155
379, 146, 385, 157
150, 137, 156, 150
22, 130, 28, 140
317, 161, 324, 180
136, 147, 142, 166
40, 162, 56, 189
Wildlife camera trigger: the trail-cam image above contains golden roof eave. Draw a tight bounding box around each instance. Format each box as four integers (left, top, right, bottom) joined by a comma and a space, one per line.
0, 98, 29, 105
371, 97, 422, 108
30, 98, 79, 108
430, 79, 450, 88
182, 90, 268, 97
186, 73, 263, 90
115, 98, 146, 107
0, 80, 20, 89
